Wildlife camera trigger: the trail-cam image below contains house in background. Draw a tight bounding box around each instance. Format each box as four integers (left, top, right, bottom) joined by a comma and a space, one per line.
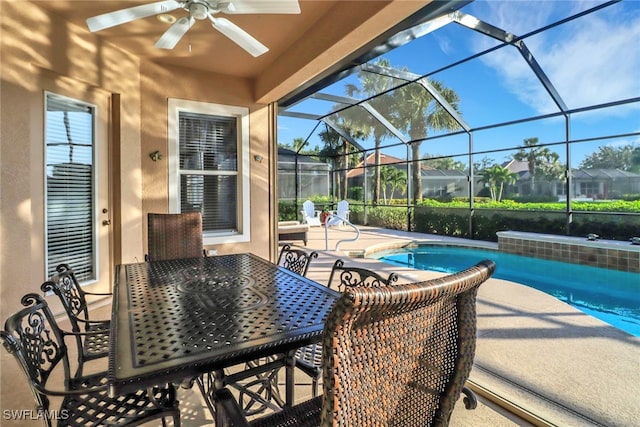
421, 169, 469, 198
503, 159, 640, 200
565, 169, 640, 200
347, 153, 469, 200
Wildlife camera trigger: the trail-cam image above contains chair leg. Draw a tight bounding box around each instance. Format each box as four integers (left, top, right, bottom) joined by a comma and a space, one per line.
75, 354, 84, 378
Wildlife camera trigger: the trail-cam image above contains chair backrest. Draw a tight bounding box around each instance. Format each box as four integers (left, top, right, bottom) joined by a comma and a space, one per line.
1, 294, 71, 418
336, 200, 348, 217
277, 244, 318, 277
327, 259, 398, 291
41, 263, 89, 333
301, 200, 315, 218
147, 212, 204, 261
327, 200, 349, 227
320, 259, 496, 426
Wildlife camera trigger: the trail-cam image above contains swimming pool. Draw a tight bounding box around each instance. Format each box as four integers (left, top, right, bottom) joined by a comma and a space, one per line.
371, 245, 640, 337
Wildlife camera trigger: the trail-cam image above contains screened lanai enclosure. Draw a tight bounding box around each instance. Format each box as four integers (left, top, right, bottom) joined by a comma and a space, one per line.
277, 0, 640, 241
277, 147, 330, 201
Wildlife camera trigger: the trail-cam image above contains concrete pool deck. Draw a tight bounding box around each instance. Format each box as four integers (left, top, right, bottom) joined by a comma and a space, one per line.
296, 225, 640, 426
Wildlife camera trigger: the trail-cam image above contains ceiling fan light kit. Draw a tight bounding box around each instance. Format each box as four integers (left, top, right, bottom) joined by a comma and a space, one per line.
86, 0, 300, 57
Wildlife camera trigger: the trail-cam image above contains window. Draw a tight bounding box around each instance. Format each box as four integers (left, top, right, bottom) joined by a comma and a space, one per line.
45, 92, 96, 282
168, 99, 250, 244
579, 182, 597, 197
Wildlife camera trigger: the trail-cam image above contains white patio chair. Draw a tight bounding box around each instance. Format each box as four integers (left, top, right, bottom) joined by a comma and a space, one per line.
327, 200, 349, 227
301, 200, 321, 226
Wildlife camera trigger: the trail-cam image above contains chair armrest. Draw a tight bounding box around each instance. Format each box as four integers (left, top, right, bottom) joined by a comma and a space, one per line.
28, 372, 111, 397
84, 290, 113, 297
60, 329, 109, 338
461, 386, 478, 410
71, 317, 110, 329
214, 388, 251, 427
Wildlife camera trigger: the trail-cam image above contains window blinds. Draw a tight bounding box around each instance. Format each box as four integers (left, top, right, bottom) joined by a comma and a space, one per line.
178, 112, 239, 233
45, 94, 95, 282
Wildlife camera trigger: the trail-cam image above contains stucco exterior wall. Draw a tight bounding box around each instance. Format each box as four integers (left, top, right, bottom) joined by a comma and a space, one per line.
139, 61, 273, 260
1, 1, 143, 315
0, 2, 144, 420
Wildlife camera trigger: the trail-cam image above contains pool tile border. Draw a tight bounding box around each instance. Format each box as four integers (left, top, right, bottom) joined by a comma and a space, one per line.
497, 231, 640, 273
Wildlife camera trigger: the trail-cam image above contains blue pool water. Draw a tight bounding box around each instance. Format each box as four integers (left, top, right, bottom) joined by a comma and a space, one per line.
372, 245, 640, 337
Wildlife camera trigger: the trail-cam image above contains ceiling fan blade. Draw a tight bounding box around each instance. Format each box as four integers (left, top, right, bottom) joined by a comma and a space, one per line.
209, 17, 268, 57
155, 16, 195, 49
86, 0, 181, 32
224, 0, 300, 14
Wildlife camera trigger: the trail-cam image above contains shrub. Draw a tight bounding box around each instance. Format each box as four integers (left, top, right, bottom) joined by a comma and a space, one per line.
365, 206, 408, 230
278, 200, 298, 221
512, 195, 559, 203
348, 187, 364, 200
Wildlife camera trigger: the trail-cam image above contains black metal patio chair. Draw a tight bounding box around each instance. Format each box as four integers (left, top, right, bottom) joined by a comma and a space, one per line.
1, 293, 181, 427
41, 263, 111, 377
276, 244, 318, 276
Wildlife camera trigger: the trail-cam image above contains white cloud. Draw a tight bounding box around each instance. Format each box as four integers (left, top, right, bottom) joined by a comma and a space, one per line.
470, 1, 640, 115
434, 34, 452, 56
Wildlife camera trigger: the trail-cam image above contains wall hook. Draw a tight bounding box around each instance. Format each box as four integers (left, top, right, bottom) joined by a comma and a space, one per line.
149, 151, 163, 162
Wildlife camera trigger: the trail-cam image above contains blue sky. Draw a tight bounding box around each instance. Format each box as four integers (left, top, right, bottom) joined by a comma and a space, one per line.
278, 0, 639, 168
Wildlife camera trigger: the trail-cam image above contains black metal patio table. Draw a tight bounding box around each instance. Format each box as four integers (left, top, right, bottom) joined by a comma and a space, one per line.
108, 253, 339, 421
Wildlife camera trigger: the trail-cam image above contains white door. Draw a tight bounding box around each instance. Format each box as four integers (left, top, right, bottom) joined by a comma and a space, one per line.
44, 88, 112, 291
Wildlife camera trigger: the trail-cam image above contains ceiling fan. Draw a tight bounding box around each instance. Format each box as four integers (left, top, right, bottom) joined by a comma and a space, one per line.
86, 0, 300, 57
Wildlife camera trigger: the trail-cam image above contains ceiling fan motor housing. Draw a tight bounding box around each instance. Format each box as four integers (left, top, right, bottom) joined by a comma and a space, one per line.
189, 2, 210, 20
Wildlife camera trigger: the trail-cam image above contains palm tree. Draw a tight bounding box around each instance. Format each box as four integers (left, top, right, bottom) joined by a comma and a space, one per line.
513, 137, 563, 195
380, 165, 407, 204
344, 59, 399, 204
318, 125, 361, 200
479, 165, 517, 201
292, 137, 306, 153
318, 127, 345, 199
423, 155, 466, 171
396, 78, 461, 203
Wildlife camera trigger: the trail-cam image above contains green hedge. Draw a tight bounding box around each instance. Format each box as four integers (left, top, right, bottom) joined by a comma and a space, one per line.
280, 198, 639, 241
414, 206, 640, 241
363, 206, 408, 231
418, 198, 640, 212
